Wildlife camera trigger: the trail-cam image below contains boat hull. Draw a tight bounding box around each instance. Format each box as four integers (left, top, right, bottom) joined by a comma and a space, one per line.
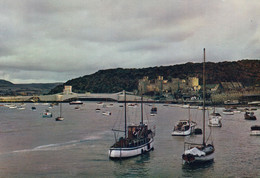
109, 138, 154, 159
183, 152, 214, 164
250, 131, 260, 136
69, 101, 83, 105
55, 117, 64, 121
172, 126, 196, 136
223, 111, 234, 115
42, 114, 52, 118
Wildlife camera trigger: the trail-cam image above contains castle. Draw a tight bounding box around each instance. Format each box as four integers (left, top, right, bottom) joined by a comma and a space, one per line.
138, 76, 201, 95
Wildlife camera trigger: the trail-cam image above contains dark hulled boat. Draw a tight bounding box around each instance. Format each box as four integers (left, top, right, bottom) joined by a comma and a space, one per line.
244, 112, 257, 120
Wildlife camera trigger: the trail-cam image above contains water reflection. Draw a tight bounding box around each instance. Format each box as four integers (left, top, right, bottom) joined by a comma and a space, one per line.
112, 153, 151, 178
182, 160, 214, 177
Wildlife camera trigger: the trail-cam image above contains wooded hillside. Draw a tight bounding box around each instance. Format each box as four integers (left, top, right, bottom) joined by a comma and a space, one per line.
49, 60, 260, 94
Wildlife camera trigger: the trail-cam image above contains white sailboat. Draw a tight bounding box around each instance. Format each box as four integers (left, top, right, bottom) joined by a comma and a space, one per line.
55, 103, 64, 121
172, 105, 197, 136
182, 48, 215, 164
208, 108, 222, 127
108, 91, 155, 159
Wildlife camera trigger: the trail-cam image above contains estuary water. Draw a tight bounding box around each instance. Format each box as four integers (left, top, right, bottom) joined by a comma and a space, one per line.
0, 102, 259, 177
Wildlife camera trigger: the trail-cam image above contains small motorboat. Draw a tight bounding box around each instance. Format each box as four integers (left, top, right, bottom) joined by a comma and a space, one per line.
102, 111, 111, 116
150, 106, 157, 115
223, 109, 234, 115
69, 100, 83, 105
6, 104, 17, 109
95, 108, 101, 112
128, 103, 137, 108
42, 109, 52, 118
31, 106, 36, 111
107, 103, 114, 107
17, 106, 26, 110
250, 125, 260, 136
55, 117, 64, 121
244, 112, 257, 120
230, 107, 241, 114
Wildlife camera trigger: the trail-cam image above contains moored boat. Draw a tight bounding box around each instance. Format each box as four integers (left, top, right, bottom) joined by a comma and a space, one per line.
172, 120, 197, 136
17, 106, 26, 110
42, 109, 52, 118
5, 104, 17, 109
95, 108, 101, 112
250, 125, 260, 136
208, 108, 222, 127
56, 117, 64, 121
223, 108, 234, 115
182, 48, 215, 165
244, 112, 257, 120
150, 105, 157, 115
109, 91, 155, 159
102, 111, 111, 116
55, 103, 64, 121
69, 100, 83, 105
172, 105, 197, 136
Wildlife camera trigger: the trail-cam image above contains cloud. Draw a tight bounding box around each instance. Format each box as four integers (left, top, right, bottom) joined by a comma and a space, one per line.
0, 0, 259, 83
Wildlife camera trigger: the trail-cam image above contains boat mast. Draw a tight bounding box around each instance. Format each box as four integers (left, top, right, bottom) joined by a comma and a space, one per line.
124, 90, 127, 139
188, 104, 191, 123
60, 102, 62, 117
203, 48, 206, 145
141, 93, 143, 124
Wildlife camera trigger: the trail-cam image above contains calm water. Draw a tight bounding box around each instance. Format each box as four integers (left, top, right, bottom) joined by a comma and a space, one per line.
0, 102, 260, 177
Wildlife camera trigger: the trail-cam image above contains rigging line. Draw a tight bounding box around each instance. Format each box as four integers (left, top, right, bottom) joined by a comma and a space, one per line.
146, 105, 152, 126
134, 104, 138, 124
206, 109, 213, 143
144, 105, 149, 125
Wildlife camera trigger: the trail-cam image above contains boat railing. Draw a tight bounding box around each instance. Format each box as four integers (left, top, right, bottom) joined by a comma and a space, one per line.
112, 137, 151, 148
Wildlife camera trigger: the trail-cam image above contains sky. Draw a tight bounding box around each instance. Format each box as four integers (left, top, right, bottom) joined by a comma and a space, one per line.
0, 0, 259, 83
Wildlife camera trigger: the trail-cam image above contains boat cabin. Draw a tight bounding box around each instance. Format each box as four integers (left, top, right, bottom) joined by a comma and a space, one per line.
111, 124, 153, 148
128, 124, 148, 139
174, 120, 190, 131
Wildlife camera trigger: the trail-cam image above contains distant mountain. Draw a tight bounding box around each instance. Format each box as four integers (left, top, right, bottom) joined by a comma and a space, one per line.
0, 80, 62, 95
49, 60, 260, 94
0, 79, 14, 87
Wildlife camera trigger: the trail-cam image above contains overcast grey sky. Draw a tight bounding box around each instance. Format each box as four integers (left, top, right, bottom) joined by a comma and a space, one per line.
0, 0, 259, 83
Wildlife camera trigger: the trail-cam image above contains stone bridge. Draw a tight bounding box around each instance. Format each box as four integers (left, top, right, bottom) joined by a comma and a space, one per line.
0, 91, 152, 102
